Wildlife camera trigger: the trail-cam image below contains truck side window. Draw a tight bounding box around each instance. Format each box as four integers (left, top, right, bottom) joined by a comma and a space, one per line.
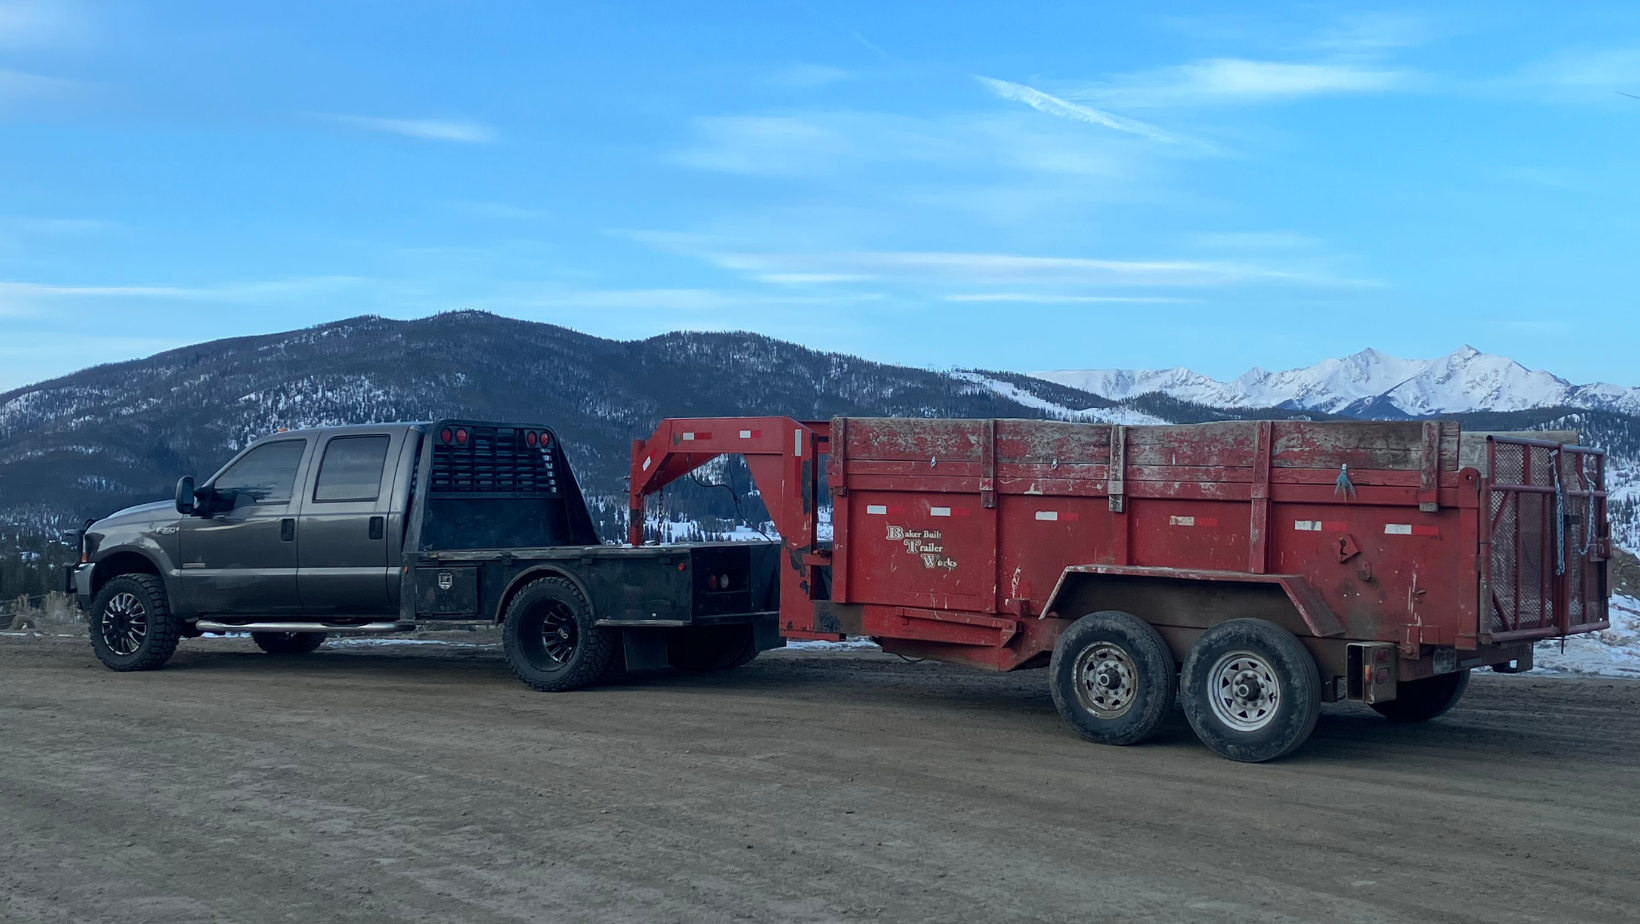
313, 435, 391, 502
213, 440, 307, 506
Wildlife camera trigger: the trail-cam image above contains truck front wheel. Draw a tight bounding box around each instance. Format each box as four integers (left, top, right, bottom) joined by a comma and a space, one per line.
1181, 619, 1321, 763
88, 574, 182, 672
251, 632, 327, 655
1049, 611, 1177, 746
1371, 670, 1470, 723
502, 576, 614, 692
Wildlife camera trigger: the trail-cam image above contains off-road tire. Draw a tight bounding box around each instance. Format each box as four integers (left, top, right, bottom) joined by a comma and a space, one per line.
1182, 619, 1321, 763
251, 631, 328, 655
88, 574, 182, 672
668, 625, 760, 672
502, 576, 613, 692
1371, 669, 1470, 723
1049, 611, 1177, 746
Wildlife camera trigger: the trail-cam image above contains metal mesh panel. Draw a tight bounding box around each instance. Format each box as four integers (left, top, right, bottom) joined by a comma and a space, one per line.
1487, 440, 1608, 639
431, 426, 561, 495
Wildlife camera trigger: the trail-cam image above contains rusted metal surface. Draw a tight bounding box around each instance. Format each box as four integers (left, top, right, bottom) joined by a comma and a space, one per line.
629, 416, 1610, 675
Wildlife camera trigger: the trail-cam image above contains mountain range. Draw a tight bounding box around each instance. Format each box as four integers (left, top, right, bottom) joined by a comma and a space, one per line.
1035, 346, 1640, 418
0, 314, 1634, 575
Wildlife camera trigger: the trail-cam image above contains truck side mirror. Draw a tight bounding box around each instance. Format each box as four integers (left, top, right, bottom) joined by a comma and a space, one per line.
175, 476, 196, 515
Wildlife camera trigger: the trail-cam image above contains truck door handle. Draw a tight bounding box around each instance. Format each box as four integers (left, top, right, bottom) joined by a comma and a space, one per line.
369, 516, 384, 540
280, 518, 295, 542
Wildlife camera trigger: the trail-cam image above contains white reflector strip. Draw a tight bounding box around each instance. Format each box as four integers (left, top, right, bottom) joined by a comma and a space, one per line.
1035, 511, 1059, 521
1295, 520, 1322, 531
930, 506, 951, 517
682, 432, 695, 441
1170, 515, 1196, 527
642, 457, 652, 471
866, 504, 888, 515
740, 429, 753, 439
1385, 524, 1413, 535
794, 430, 802, 457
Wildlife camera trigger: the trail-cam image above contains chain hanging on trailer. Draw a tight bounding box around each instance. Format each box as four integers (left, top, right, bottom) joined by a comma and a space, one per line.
1552, 448, 1566, 576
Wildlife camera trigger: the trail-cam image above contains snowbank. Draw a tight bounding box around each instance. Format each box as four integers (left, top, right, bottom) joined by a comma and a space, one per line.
1532, 595, 1640, 678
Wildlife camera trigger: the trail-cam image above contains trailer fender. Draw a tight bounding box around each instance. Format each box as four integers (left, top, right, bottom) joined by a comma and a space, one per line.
494, 564, 596, 625
1041, 566, 1346, 641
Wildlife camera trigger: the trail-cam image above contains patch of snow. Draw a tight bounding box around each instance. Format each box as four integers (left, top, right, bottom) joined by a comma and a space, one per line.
1532, 596, 1640, 678
954, 372, 1169, 425
782, 637, 881, 651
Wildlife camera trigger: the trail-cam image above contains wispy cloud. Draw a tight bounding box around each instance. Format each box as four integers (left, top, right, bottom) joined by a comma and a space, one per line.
632, 235, 1378, 290
0, 276, 366, 309
317, 113, 497, 143
975, 76, 1180, 142
674, 116, 849, 175
1073, 59, 1411, 109
944, 293, 1198, 304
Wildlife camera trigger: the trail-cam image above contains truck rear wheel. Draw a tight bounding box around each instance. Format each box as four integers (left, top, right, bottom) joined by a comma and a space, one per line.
88, 574, 182, 672
251, 632, 327, 655
1181, 619, 1320, 763
1371, 669, 1470, 723
668, 625, 759, 672
1049, 611, 1176, 746
502, 576, 614, 692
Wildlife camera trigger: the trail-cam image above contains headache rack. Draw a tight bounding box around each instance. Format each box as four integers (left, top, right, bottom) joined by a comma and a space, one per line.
1482, 436, 1610, 641
430, 423, 562, 496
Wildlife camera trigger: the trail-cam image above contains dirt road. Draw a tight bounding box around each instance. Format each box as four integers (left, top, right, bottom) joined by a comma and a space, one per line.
3, 633, 1638, 924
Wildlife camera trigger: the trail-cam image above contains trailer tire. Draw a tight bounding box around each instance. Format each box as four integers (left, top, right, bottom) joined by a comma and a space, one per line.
1371, 669, 1470, 723
502, 576, 614, 692
251, 632, 327, 655
88, 574, 182, 672
1049, 611, 1177, 746
669, 625, 758, 672
1182, 619, 1321, 763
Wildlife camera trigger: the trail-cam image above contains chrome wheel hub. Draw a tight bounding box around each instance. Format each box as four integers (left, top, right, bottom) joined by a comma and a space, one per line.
1074, 643, 1138, 719
1208, 651, 1281, 732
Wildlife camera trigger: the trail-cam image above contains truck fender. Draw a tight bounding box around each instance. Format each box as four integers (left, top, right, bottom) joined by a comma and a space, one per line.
492, 565, 596, 625
1041, 565, 1346, 641
90, 548, 173, 600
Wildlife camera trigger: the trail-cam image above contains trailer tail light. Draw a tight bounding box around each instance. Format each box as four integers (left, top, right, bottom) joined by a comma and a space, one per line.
439, 427, 452, 444
719, 573, 730, 590
526, 431, 539, 447
455, 428, 469, 445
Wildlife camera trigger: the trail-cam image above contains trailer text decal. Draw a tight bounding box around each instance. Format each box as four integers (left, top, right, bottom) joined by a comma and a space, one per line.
885, 525, 958, 570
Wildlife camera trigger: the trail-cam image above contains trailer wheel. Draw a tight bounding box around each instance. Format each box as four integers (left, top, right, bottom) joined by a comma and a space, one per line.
1181, 619, 1320, 763
1371, 669, 1470, 723
502, 576, 614, 692
251, 632, 327, 655
88, 574, 182, 672
669, 625, 758, 672
1049, 611, 1176, 746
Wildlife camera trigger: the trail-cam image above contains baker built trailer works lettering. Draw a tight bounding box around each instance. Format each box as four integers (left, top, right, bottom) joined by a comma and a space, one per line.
628, 416, 1610, 762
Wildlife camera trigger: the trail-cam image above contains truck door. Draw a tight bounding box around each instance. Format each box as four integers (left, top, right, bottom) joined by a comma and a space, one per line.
179, 438, 311, 614
297, 433, 395, 614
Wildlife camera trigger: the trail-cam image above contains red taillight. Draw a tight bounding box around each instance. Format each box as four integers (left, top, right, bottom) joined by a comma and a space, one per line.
439, 427, 452, 444
526, 431, 538, 447
540, 432, 552, 449
455, 428, 469, 445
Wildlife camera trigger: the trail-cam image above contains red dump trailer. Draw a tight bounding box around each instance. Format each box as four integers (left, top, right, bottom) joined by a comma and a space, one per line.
629, 417, 1610, 761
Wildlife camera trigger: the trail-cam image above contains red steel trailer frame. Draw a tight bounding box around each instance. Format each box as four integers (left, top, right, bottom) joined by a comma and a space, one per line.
629, 416, 1610, 760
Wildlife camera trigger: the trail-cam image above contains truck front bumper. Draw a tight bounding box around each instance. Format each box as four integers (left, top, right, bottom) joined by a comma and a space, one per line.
68, 563, 94, 611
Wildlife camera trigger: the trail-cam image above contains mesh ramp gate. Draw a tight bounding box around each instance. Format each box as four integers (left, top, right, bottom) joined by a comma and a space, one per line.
1484, 437, 1609, 640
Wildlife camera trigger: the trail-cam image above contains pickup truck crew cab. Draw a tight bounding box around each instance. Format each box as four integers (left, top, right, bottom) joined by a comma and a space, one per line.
72, 421, 781, 688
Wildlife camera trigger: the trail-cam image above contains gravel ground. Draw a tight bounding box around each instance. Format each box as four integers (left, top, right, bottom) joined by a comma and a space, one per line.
3, 632, 1639, 924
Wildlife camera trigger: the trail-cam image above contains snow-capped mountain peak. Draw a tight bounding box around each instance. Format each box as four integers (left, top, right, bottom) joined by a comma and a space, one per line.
1033, 347, 1640, 418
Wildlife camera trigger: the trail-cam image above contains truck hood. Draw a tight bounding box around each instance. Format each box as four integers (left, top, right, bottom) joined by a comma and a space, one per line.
93, 500, 178, 530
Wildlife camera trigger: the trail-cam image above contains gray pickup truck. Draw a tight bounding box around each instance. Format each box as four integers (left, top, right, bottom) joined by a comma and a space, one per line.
71, 420, 782, 690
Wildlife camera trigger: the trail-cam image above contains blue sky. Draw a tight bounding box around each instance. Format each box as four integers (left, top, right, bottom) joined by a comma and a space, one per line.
1, 1, 1638, 393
